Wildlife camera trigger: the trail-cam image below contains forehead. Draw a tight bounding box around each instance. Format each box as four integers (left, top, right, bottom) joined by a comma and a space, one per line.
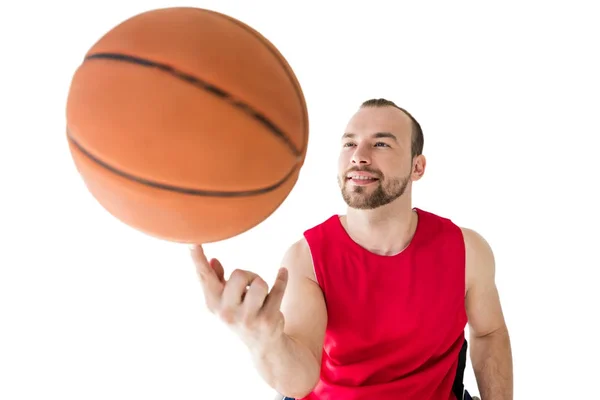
344, 106, 412, 142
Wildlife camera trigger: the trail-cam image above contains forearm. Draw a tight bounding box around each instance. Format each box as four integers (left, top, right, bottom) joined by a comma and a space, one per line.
250, 333, 320, 398
470, 327, 513, 400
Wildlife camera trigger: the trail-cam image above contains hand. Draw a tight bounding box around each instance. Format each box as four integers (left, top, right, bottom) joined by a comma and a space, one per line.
190, 245, 289, 351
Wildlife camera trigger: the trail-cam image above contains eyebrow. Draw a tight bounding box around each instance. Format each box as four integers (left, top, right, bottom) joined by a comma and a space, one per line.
342, 132, 398, 141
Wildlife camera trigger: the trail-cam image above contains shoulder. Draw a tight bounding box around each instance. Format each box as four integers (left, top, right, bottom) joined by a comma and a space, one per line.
460, 227, 494, 265
459, 227, 508, 336
281, 237, 318, 283
459, 227, 496, 293
283, 236, 311, 262
303, 214, 340, 237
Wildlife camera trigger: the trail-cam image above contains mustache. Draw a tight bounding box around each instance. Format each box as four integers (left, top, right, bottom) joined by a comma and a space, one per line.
344, 166, 382, 177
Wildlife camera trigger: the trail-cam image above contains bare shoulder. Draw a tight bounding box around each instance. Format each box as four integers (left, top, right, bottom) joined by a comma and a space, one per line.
281, 237, 318, 283
461, 227, 495, 291
460, 227, 507, 337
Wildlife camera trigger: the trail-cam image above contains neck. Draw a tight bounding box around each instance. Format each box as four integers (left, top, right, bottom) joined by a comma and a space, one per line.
343, 196, 418, 256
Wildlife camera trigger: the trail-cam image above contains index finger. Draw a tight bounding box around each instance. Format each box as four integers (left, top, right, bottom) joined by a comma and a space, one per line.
190, 245, 225, 308
190, 245, 223, 288
190, 244, 213, 278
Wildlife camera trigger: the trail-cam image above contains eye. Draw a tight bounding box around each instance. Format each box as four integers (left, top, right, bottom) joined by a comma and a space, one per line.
343, 142, 356, 147
374, 142, 390, 147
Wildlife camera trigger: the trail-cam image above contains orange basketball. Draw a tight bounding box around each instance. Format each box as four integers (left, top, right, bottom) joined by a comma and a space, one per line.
66, 7, 308, 244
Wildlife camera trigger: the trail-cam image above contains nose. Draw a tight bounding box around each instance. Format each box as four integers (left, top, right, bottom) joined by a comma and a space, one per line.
351, 146, 371, 165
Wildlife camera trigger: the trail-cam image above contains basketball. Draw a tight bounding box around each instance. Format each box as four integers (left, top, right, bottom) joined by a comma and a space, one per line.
65, 7, 308, 243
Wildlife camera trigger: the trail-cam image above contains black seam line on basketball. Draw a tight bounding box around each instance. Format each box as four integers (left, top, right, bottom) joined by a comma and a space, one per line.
83, 52, 302, 159
67, 133, 297, 197
216, 12, 308, 155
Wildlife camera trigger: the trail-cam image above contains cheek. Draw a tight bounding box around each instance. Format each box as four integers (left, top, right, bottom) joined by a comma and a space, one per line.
378, 160, 405, 178
337, 153, 350, 171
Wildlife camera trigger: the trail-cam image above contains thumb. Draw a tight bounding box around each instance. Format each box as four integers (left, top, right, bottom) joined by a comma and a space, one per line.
262, 267, 289, 315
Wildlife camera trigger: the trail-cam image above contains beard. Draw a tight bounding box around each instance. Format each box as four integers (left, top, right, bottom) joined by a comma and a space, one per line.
338, 167, 411, 210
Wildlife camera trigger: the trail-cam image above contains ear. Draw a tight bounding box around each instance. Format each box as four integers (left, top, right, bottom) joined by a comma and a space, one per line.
411, 154, 426, 181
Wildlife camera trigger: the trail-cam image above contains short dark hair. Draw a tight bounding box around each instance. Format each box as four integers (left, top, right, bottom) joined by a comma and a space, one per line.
360, 98, 424, 158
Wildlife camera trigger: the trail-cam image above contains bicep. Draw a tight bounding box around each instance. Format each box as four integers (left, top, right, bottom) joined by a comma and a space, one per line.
280, 239, 328, 363
463, 228, 507, 338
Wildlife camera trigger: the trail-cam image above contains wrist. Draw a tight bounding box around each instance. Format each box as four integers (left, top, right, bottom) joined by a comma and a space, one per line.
249, 331, 288, 360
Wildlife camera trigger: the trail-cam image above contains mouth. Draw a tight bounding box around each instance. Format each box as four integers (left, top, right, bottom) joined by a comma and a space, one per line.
346, 174, 379, 185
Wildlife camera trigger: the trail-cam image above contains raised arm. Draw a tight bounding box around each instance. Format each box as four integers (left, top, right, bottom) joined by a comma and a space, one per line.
192, 238, 327, 399
253, 238, 328, 398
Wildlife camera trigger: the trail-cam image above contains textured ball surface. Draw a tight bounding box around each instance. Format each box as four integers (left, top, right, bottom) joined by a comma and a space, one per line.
66, 7, 308, 243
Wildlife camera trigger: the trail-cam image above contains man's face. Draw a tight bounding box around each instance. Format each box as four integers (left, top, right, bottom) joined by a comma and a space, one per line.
337, 106, 416, 209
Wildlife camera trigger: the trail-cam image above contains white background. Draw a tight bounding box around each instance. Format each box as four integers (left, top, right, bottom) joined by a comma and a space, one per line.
1, 1, 599, 399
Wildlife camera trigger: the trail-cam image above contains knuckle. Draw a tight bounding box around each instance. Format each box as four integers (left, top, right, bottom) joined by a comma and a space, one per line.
266, 311, 284, 331
258, 313, 277, 330
230, 269, 247, 279
250, 277, 268, 293
240, 313, 257, 330
218, 307, 237, 324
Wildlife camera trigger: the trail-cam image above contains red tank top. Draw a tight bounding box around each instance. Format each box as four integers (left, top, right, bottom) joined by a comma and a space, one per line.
300, 208, 468, 400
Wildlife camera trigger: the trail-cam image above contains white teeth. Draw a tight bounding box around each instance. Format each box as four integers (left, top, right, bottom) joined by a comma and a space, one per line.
350, 176, 374, 180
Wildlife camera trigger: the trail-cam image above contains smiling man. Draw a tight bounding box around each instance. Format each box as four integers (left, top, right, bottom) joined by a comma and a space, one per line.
192, 98, 513, 400
339, 128, 410, 209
